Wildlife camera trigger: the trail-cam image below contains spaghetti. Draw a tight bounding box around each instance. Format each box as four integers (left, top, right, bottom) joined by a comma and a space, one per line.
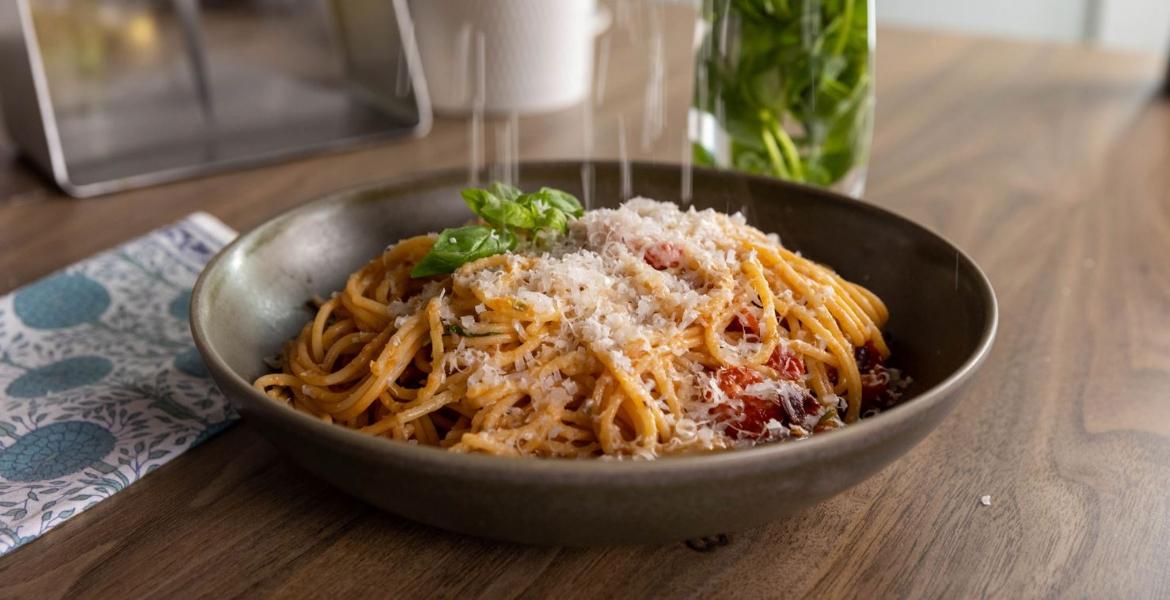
255, 198, 902, 458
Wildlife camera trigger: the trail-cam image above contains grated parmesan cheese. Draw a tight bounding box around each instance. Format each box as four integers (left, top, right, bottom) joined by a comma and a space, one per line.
439, 198, 824, 454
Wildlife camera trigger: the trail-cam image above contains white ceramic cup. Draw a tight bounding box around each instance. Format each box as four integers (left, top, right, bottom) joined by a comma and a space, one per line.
407, 0, 610, 115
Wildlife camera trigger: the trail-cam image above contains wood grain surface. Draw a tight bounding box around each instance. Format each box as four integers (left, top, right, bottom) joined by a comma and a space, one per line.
3, 11, 1170, 599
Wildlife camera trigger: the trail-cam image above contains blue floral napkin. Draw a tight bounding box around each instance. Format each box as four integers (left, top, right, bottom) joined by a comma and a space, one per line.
0, 213, 237, 556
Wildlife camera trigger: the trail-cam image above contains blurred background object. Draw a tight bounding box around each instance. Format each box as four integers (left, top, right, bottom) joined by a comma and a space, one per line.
690, 0, 874, 197
878, 0, 1170, 52
410, 0, 611, 115
0, 0, 430, 197
2, 0, 1168, 200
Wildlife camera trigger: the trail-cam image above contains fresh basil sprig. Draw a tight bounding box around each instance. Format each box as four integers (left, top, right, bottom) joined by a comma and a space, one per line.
692, 0, 871, 187
410, 184, 583, 278
461, 186, 537, 230
410, 225, 517, 277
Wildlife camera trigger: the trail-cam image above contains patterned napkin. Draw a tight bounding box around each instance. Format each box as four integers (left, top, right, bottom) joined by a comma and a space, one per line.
0, 213, 237, 556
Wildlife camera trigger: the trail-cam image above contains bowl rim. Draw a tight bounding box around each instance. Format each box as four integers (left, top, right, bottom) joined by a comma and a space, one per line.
191, 160, 998, 481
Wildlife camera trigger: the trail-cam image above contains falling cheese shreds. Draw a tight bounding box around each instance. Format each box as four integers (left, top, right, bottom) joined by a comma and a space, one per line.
441, 198, 807, 452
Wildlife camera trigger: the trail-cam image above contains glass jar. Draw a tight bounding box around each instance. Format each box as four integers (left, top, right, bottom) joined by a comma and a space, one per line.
690, 0, 875, 197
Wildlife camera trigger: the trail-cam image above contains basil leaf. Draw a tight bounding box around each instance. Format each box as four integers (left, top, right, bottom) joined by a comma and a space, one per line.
410, 226, 517, 277
460, 188, 492, 216
532, 205, 569, 234
515, 188, 582, 235
485, 200, 537, 230
460, 188, 501, 222
461, 188, 537, 229
533, 188, 582, 218
412, 185, 582, 278
488, 182, 522, 202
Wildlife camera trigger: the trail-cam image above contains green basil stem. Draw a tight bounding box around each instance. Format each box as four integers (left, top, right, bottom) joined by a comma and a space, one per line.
760, 127, 792, 180
768, 114, 806, 182
691, 0, 871, 189
832, 0, 855, 57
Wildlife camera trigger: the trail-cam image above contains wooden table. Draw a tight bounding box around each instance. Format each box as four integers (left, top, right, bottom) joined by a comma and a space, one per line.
3, 19, 1170, 598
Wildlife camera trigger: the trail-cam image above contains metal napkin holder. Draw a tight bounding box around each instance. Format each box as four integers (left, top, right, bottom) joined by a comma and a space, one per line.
0, 0, 431, 197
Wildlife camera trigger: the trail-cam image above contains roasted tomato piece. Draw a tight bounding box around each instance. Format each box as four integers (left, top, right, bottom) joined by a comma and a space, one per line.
724, 394, 783, 439
860, 365, 891, 410
711, 366, 818, 440
643, 242, 685, 270
854, 341, 894, 412
767, 347, 806, 380
796, 392, 820, 419
712, 367, 771, 439
716, 366, 761, 398
718, 390, 820, 439
725, 310, 759, 334
854, 340, 885, 372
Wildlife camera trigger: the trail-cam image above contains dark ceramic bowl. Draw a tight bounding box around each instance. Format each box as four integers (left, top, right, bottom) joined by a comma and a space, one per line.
191, 161, 997, 545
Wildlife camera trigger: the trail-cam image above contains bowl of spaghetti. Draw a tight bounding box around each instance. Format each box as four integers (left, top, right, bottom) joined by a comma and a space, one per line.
191, 161, 996, 544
